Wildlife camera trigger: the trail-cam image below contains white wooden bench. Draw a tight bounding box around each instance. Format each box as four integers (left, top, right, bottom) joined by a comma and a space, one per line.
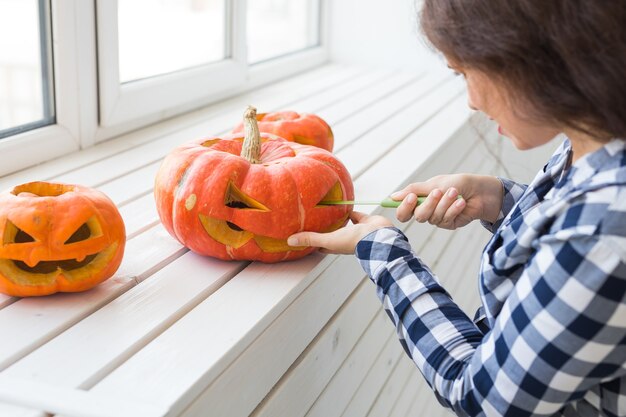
0, 63, 552, 417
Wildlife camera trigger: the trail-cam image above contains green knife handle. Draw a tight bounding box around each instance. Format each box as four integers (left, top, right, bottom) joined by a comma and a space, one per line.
380, 198, 402, 208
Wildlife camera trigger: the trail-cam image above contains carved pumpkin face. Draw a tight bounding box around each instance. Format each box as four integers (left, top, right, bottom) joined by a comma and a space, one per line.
0, 182, 126, 297
155, 108, 353, 263
231, 111, 334, 152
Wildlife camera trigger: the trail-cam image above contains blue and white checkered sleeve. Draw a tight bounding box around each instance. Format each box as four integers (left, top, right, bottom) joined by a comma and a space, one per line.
356, 226, 626, 416
481, 178, 528, 233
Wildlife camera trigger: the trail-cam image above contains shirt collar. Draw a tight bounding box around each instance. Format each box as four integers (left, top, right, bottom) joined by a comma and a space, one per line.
555, 138, 626, 195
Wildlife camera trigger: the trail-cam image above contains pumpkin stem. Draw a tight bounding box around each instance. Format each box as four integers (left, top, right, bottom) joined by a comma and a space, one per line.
241, 106, 262, 164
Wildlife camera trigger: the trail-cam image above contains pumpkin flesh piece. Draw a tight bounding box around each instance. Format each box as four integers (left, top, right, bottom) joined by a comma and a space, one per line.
198, 214, 253, 249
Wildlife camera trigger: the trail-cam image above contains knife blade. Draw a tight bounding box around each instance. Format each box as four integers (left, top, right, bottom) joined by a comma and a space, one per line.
318, 197, 417, 208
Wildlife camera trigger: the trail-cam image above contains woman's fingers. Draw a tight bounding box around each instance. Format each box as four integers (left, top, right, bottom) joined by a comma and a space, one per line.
390, 182, 433, 202
396, 193, 418, 222
413, 189, 443, 223
287, 213, 393, 255
429, 187, 459, 224
441, 197, 466, 228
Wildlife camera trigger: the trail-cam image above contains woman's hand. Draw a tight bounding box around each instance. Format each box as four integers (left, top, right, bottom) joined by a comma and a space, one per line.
392, 174, 503, 230
287, 212, 393, 255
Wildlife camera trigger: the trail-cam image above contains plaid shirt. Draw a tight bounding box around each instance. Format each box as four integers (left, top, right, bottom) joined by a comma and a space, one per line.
356, 138, 626, 416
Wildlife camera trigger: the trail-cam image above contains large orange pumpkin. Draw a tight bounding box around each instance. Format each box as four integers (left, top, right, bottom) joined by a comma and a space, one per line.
231, 110, 334, 152
0, 182, 126, 297
155, 106, 353, 263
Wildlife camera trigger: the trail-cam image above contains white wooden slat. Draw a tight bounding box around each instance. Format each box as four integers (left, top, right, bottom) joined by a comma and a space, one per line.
112, 224, 187, 283
303, 317, 395, 417
365, 355, 415, 417
1, 253, 246, 397
86, 253, 335, 414
318, 72, 422, 127
117, 255, 364, 417
118, 192, 160, 239
388, 367, 422, 417
0, 376, 167, 417
447, 228, 489, 313
0, 64, 356, 191
0, 225, 185, 373
96, 161, 161, 206
405, 382, 438, 417
0, 295, 17, 309
0, 402, 34, 417
281, 69, 401, 116
250, 280, 382, 417
338, 78, 464, 178
331, 72, 455, 152
402, 377, 439, 417
418, 386, 453, 417
339, 336, 404, 417
0, 277, 133, 372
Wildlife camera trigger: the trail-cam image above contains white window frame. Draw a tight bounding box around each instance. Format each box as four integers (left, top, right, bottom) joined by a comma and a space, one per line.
96, 0, 247, 128
0, 0, 97, 178
0, 0, 328, 177
96, 0, 328, 138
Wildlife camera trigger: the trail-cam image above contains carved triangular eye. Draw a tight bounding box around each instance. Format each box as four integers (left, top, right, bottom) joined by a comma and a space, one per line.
65, 223, 91, 244
316, 181, 344, 206
3, 221, 35, 244
224, 182, 270, 211
15, 228, 35, 243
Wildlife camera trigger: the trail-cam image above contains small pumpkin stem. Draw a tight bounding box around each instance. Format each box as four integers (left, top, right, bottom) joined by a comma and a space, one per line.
241, 106, 262, 164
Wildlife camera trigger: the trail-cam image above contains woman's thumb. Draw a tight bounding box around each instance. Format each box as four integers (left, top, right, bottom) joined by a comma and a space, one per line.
287, 232, 317, 247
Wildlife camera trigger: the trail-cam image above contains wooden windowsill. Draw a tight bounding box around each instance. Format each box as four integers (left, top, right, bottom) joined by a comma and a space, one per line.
0, 63, 492, 417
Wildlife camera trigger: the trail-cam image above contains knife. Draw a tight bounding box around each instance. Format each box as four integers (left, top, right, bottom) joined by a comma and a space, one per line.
319, 196, 462, 208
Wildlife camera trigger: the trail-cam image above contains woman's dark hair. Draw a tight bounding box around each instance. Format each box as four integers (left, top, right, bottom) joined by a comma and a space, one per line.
420, 0, 626, 140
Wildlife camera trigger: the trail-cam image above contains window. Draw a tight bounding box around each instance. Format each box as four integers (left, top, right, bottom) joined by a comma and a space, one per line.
0, 0, 54, 139
97, 0, 326, 130
0, 0, 327, 176
248, 0, 321, 64
118, 0, 227, 83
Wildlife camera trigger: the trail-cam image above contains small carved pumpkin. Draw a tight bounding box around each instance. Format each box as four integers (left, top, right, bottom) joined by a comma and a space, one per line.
155, 106, 353, 263
231, 110, 334, 152
0, 182, 126, 297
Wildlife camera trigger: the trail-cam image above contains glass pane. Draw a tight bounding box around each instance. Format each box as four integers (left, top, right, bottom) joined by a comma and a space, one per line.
248, 0, 320, 64
118, 0, 226, 83
0, 0, 54, 139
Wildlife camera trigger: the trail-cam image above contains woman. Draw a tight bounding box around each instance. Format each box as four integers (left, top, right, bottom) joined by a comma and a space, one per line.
288, 1, 626, 416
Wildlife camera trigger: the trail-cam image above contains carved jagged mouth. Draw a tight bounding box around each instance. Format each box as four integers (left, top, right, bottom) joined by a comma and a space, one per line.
11, 254, 98, 274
